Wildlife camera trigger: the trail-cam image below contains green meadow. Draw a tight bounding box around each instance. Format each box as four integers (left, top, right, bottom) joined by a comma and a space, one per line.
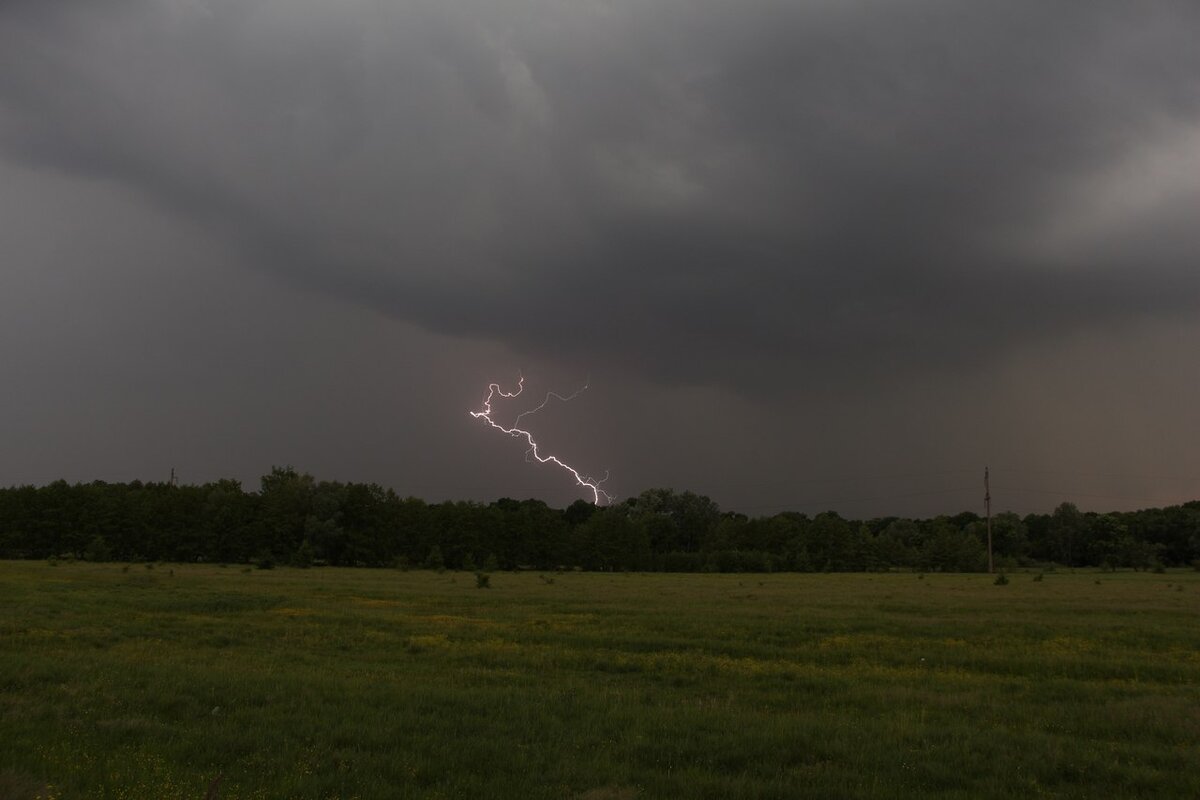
1, 562, 1197, 799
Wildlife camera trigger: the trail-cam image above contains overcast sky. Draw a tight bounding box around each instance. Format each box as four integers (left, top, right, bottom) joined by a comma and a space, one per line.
2, 0, 1198, 518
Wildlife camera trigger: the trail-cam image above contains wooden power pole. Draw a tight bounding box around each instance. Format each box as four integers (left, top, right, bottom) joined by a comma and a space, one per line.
985, 466, 993, 573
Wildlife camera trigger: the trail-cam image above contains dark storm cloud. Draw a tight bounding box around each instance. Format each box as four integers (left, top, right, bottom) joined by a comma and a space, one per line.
3, 0, 1199, 393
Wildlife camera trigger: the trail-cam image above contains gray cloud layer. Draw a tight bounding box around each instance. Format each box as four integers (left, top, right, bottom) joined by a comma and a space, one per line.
3, 1, 1199, 513
6, 0, 1197, 387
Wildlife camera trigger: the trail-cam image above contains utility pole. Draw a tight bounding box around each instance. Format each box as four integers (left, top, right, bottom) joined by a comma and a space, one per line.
985, 466, 993, 573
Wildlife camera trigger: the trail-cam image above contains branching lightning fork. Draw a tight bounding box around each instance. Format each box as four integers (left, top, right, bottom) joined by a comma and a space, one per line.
469, 375, 612, 504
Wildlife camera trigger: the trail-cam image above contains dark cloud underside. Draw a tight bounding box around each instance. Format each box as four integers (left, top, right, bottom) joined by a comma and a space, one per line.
4, 0, 1198, 389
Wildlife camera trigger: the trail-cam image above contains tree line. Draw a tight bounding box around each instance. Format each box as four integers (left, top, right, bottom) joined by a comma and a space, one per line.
1, 467, 1198, 571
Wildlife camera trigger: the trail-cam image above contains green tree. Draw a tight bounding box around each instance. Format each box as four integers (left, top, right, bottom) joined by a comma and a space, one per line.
920, 518, 986, 572
630, 488, 720, 552
570, 508, 650, 571
258, 466, 315, 560
83, 534, 112, 562
1047, 502, 1086, 566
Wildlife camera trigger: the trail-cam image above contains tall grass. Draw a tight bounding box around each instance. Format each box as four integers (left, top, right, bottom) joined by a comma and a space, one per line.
1, 562, 1197, 798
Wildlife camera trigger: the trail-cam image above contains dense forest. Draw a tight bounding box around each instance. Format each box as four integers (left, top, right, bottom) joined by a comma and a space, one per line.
2, 467, 1198, 572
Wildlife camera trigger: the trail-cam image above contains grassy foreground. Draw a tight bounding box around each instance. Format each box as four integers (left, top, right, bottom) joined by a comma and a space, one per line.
1, 562, 1197, 799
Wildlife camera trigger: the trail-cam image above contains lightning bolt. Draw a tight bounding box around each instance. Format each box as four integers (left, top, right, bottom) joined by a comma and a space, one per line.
470, 375, 613, 505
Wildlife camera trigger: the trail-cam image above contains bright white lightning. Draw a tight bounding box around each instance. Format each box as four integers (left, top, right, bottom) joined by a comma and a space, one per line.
469, 375, 612, 505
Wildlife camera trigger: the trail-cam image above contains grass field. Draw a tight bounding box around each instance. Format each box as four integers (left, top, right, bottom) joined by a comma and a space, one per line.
1, 562, 1197, 799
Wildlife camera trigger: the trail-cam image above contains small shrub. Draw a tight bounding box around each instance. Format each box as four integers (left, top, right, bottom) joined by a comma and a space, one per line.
994, 572, 1009, 586
475, 572, 491, 589
1152, 563, 1165, 574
